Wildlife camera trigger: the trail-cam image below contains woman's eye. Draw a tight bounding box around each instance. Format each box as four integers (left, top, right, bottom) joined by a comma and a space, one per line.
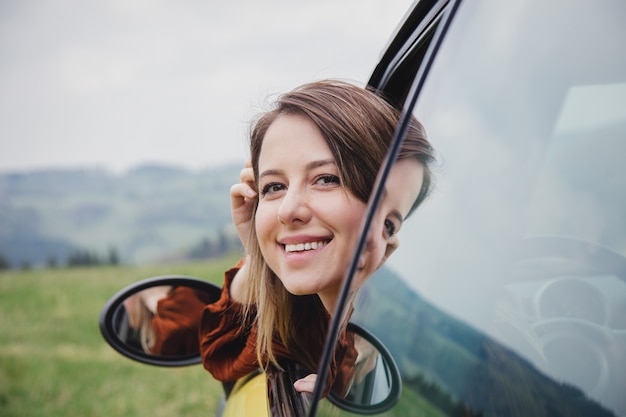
315, 174, 340, 186
384, 219, 397, 237
261, 182, 285, 196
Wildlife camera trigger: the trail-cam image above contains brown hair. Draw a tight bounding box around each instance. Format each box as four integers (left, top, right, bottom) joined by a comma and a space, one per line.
398, 117, 435, 217
243, 80, 434, 369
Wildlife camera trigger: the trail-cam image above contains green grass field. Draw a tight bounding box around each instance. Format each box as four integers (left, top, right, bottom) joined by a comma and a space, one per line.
0, 257, 240, 417
0, 256, 446, 417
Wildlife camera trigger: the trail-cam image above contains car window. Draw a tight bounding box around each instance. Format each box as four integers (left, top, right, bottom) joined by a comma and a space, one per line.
353, 0, 626, 416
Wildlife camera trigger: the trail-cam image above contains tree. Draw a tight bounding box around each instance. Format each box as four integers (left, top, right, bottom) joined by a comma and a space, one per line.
0, 252, 9, 270
66, 249, 101, 267
108, 246, 119, 265
47, 255, 58, 268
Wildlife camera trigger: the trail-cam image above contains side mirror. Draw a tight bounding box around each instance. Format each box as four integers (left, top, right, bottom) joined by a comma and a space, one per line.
98, 276, 221, 366
265, 322, 402, 416
327, 322, 402, 414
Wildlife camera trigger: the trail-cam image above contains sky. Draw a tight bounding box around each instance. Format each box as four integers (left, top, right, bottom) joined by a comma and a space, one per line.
0, 0, 413, 174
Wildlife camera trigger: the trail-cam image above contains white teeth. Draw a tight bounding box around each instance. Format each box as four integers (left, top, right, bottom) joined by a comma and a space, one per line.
285, 241, 327, 253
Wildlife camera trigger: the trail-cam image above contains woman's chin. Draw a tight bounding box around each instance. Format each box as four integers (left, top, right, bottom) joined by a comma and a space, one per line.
283, 285, 316, 297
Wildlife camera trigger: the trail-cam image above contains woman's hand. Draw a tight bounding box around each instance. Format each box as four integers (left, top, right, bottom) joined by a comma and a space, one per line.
229, 160, 256, 303
294, 374, 317, 393
122, 285, 172, 328
230, 159, 257, 253
138, 285, 173, 313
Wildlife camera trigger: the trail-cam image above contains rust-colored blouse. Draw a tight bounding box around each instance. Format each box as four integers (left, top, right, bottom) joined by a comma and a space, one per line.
151, 286, 213, 356
199, 260, 263, 381
199, 260, 357, 395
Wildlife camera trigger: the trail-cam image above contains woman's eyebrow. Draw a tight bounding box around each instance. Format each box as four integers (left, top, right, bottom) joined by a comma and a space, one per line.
258, 168, 282, 180
258, 159, 336, 180
305, 159, 336, 170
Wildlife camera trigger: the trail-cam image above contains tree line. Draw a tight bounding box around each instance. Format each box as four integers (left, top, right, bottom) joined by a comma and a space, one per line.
185, 229, 242, 260
0, 228, 241, 271
0, 247, 120, 270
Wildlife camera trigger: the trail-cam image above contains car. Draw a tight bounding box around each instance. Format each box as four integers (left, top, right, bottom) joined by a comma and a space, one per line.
101, 0, 626, 415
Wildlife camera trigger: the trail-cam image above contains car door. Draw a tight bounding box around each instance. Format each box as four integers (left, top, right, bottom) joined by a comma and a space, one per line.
310, 0, 626, 416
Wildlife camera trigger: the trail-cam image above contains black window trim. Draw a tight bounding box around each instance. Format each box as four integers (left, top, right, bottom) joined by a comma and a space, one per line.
369, 0, 449, 103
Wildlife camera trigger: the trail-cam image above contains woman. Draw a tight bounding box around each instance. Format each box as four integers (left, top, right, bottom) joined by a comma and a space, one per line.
200, 79, 434, 394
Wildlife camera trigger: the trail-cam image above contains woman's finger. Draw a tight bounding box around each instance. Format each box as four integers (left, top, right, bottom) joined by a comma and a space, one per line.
240, 166, 255, 190
230, 183, 256, 209
293, 374, 317, 393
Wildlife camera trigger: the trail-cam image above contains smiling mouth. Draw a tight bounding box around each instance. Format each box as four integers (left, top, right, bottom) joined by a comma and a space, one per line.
284, 240, 329, 253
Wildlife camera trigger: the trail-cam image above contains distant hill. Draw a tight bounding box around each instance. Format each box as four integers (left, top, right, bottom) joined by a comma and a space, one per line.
0, 163, 241, 267
356, 268, 616, 417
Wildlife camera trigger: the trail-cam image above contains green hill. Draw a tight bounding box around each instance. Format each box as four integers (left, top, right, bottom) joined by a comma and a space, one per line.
355, 268, 616, 417
0, 163, 241, 267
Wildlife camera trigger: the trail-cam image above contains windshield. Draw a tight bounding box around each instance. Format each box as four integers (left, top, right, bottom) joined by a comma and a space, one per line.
354, 0, 626, 416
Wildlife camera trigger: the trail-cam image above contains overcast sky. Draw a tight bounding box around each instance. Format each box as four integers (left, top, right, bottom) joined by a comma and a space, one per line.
0, 0, 412, 174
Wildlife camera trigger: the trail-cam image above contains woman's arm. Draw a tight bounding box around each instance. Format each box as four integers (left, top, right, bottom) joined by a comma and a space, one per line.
200, 260, 260, 382
228, 257, 249, 303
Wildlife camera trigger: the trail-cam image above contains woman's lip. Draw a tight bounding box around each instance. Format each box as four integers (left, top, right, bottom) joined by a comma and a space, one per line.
278, 234, 332, 245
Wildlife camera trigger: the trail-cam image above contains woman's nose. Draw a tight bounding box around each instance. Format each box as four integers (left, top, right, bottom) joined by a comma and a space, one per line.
277, 187, 312, 225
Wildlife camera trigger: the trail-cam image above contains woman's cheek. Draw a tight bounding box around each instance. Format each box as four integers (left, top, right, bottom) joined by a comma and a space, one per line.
255, 205, 275, 251
355, 227, 388, 285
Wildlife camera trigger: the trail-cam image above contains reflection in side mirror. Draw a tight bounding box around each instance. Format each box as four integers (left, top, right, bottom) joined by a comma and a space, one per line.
328, 322, 402, 414
99, 276, 222, 366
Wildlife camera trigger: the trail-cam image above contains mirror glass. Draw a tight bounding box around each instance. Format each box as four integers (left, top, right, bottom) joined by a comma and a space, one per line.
340, 334, 393, 404
99, 276, 222, 366
328, 322, 402, 414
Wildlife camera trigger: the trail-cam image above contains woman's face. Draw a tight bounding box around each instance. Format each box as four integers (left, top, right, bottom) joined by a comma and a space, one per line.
255, 113, 423, 313
355, 156, 424, 288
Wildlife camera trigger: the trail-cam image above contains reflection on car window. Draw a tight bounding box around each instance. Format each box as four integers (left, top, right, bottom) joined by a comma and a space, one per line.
527, 82, 626, 248
355, 1, 626, 416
